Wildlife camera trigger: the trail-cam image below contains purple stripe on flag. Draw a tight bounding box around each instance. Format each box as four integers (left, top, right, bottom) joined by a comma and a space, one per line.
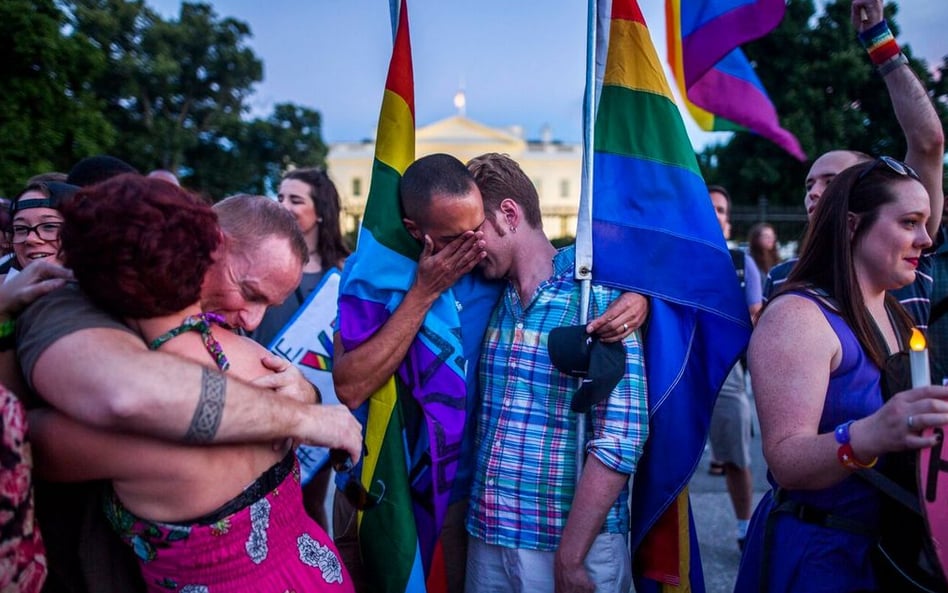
337, 295, 391, 350
339, 291, 468, 567
682, 0, 784, 87
689, 66, 806, 160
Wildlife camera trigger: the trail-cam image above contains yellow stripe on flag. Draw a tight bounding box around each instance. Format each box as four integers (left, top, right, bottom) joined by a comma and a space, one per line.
357, 377, 399, 528
604, 19, 674, 100
665, 0, 715, 130
667, 489, 694, 593
375, 89, 415, 175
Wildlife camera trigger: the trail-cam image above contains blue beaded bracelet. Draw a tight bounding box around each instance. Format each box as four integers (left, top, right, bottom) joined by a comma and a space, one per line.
834, 420, 855, 444
834, 420, 877, 469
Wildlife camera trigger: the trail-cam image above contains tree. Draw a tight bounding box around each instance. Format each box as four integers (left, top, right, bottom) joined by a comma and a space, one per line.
243, 103, 329, 194
181, 103, 328, 198
0, 0, 113, 195
61, 0, 328, 199
701, 0, 948, 212
66, 0, 263, 175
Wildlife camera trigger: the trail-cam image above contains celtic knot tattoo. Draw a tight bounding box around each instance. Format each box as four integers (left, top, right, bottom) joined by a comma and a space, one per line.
185, 367, 226, 443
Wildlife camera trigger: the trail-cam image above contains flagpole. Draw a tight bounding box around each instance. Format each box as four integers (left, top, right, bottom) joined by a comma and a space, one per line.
574, 0, 597, 485
388, 0, 399, 39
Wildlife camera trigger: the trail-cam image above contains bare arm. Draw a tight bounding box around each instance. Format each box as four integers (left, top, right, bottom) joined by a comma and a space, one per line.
853, 0, 945, 237
0, 262, 73, 320
750, 296, 846, 489
555, 457, 629, 593
333, 231, 485, 408
29, 407, 176, 483
30, 327, 364, 461
751, 295, 948, 489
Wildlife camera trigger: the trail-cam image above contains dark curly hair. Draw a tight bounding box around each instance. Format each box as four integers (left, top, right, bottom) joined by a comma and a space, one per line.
60, 173, 221, 319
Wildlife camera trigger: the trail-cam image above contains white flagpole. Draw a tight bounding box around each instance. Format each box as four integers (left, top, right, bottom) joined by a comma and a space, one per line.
574, 0, 598, 485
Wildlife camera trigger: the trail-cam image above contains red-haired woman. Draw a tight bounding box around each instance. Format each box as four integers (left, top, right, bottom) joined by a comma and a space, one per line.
28, 174, 354, 592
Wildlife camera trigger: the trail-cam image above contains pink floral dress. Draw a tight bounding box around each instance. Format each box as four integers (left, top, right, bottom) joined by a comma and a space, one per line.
0, 385, 47, 593
104, 454, 353, 593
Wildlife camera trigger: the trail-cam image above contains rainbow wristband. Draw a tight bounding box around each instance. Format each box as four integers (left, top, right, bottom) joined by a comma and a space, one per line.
834, 420, 878, 470
859, 20, 900, 66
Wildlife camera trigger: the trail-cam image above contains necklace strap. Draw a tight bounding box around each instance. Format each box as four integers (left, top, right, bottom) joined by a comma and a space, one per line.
148, 312, 231, 371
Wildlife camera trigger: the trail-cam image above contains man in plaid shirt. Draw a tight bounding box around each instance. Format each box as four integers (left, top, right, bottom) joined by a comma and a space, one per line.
464, 153, 648, 593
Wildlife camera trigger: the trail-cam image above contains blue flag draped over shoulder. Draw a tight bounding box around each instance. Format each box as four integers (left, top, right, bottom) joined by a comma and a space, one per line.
586, 0, 752, 590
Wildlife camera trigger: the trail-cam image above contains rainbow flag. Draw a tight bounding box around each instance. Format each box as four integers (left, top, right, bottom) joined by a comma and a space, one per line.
666, 0, 805, 160
587, 0, 752, 590
335, 1, 462, 591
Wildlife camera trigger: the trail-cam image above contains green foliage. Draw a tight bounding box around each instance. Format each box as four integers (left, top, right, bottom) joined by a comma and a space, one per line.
0, 0, 327, 199
0, 0, 113, 195
243, 103, 329, 195
701, 0, 948, 209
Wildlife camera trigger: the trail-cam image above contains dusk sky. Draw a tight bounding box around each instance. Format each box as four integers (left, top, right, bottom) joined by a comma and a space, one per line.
149, 1, 946, 151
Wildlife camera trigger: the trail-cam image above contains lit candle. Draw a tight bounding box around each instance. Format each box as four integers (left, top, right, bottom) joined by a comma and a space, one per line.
909, 328, 931, 389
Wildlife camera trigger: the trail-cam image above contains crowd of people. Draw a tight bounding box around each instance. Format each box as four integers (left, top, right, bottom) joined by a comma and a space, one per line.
2, 0, 947, 592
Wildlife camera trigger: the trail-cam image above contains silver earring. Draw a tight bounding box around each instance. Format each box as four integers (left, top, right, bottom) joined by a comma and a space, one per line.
509, 226, 517, 233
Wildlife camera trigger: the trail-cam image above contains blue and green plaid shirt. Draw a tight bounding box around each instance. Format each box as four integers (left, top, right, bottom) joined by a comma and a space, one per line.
466, 246, 648, 551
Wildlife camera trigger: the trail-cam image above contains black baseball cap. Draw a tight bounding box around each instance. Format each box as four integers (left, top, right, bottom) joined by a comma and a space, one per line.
547, 325, 626, 413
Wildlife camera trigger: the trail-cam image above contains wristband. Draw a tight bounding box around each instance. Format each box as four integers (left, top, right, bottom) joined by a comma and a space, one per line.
834, 420, 878, 470
877, 52, 908, 77
859, 20, 900, 66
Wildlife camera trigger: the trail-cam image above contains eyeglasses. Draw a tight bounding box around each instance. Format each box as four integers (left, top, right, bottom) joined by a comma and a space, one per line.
856, 156, 920, 185
330, 447, 385, 511
9, 222, 63, 244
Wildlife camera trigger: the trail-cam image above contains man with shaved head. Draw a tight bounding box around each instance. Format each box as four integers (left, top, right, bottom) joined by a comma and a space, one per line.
764, 0, 944, 328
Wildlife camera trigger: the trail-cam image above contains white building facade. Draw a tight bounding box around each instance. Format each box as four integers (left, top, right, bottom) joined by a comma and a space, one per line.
327, 115, 582, 239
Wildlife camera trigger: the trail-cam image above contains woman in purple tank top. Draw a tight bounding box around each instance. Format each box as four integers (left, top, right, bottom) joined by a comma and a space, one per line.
735, 157, 948, 593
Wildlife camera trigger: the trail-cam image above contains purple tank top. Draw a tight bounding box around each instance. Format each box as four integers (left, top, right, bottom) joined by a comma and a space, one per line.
778, 291, 884, 523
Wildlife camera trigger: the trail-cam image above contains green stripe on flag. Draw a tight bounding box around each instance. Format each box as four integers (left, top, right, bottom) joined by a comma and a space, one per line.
362, 159, 421, 260
595, 85, 700, 175
711, 117, 746, 133
360, 390, 418, 592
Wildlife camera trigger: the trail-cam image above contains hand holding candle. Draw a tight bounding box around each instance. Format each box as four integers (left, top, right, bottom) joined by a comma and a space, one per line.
909, 326, 948, 583
910, 328, 931, 389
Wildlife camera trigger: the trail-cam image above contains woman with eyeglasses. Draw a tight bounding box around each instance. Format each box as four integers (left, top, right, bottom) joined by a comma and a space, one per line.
0, 183, 76, 334
27, 174, 355, 592
0, 182, 79, 592
735, 157, 948, 593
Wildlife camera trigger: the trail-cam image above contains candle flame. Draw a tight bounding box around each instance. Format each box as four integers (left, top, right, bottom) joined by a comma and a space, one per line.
910, 328, 927, 352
